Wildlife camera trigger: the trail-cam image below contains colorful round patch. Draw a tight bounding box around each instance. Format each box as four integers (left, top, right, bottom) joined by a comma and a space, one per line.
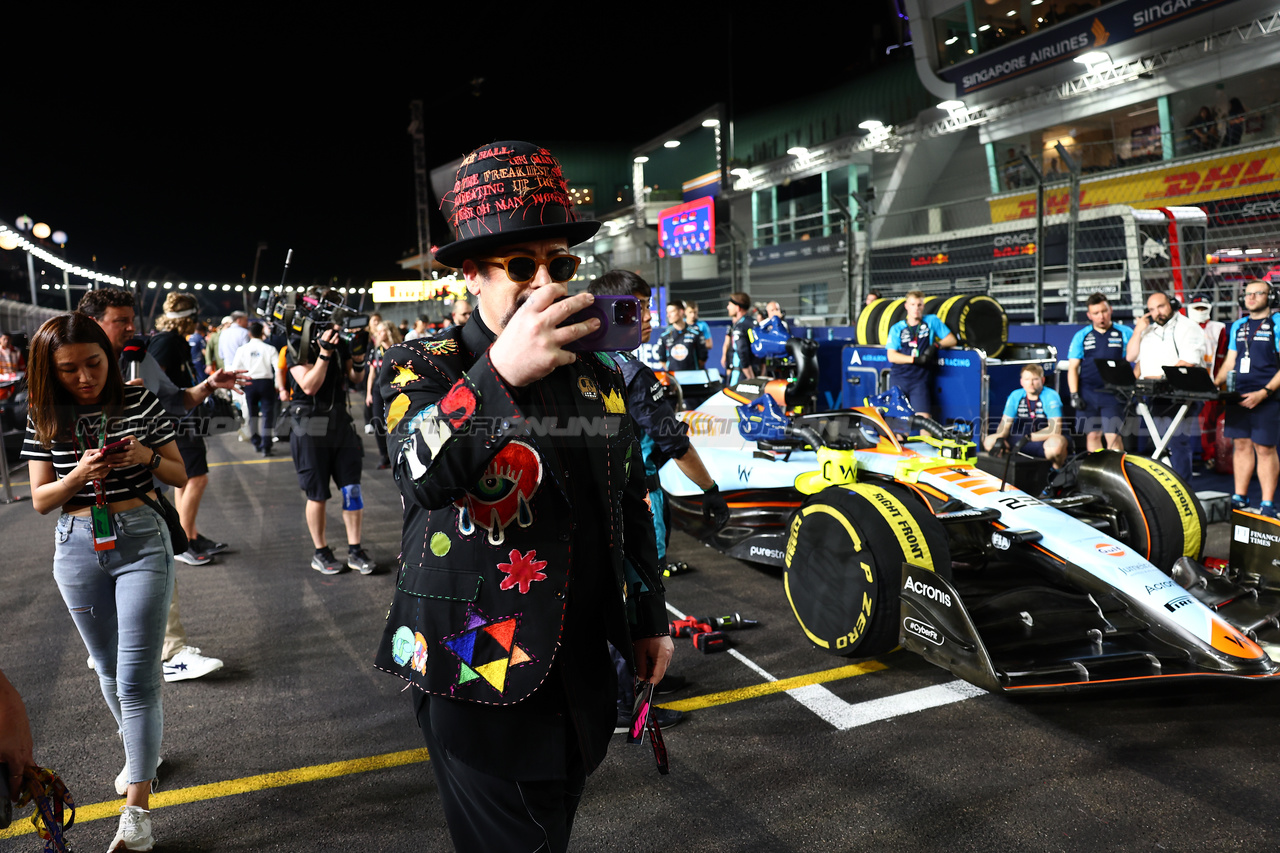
431, 532, 452, 557
391, 626, 415, 666
412, 632, 429, 674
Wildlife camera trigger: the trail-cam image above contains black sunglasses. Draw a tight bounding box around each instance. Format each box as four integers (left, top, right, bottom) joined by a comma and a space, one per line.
477, 253, 580, 284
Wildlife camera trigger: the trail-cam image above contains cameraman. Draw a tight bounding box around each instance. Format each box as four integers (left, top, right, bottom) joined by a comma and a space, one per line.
284, 290, 376, 576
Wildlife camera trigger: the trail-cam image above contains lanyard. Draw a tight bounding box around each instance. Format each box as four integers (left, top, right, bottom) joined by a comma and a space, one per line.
74, 416, 108, 508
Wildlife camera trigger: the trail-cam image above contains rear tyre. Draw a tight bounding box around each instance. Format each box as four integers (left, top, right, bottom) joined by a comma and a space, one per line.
935, 294, 1008, 357
784, 481, 951, 657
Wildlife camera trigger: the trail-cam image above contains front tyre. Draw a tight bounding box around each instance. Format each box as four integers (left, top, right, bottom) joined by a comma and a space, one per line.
1075, 451, 1206, 571
784, 482, 951, 658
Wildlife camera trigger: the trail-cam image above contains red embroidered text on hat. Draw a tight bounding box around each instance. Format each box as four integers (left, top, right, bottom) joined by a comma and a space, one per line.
434, 141, 600, 268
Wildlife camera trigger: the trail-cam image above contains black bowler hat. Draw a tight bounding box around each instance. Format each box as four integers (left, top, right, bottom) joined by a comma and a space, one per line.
433, 141, 600, 269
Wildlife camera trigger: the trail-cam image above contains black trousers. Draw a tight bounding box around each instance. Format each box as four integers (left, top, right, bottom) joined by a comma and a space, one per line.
243, 378, 276, 448
416, 693, 586, 853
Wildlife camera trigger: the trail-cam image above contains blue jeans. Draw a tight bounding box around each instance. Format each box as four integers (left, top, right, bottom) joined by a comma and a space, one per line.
53, 505, 174, 788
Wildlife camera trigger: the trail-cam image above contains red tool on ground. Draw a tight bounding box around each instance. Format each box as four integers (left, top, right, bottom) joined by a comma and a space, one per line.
668, 612, 758, 653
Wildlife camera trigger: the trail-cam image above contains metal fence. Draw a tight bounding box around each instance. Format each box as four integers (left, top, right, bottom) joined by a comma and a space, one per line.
864, 133, 1280, 325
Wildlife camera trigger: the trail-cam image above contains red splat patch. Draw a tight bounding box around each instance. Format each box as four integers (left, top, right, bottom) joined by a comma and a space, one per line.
497, 549, 549, 595
440, 379, 477, 428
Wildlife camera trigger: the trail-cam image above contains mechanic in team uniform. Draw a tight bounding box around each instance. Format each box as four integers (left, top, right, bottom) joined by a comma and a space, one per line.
590, 271, 728, 572
656, 300, 707, 372
983, 364, 1069, 470
724, 292, 755, 385
1214, 279, 1280, 517
1066, 292, 1133, 451
885, 289, 957, 421
590, 269, 730, 733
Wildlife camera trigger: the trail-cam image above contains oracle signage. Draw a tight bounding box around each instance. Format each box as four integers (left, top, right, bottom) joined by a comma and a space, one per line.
909, 245, 951, 267
993, 233, 1036, 258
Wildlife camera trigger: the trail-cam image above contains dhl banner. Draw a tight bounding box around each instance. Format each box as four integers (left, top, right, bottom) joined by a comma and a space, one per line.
372, 280, 469, 303
989, 145, 1280, 223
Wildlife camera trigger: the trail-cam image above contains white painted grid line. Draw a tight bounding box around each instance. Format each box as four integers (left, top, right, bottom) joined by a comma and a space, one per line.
665, 602, 986, 729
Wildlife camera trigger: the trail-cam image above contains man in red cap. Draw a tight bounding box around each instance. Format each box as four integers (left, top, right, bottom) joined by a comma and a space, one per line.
1186, 293, 1228, 470
376, 141, 671, 852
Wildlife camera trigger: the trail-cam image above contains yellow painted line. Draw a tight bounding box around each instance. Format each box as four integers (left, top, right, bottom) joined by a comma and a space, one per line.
207, 456, 292, 467
659, 660, 887, 712
0, 662, 882, 837
0, 747, 432, 838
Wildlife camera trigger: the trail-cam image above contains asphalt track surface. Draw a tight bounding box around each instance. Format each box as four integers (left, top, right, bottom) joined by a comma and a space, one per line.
3, 416, 1279, 852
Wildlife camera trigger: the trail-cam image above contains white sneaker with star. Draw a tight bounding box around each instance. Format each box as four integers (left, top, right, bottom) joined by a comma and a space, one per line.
162, 646, 223, 682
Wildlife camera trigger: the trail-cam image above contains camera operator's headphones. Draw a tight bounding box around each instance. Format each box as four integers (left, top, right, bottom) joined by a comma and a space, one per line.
1238, 278, 1280, 311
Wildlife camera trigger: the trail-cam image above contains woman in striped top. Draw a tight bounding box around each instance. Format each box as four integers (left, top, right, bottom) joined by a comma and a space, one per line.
21, 312, 188, 853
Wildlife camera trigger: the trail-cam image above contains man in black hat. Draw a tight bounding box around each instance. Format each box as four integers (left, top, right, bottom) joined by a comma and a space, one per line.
375, 141, 671, 852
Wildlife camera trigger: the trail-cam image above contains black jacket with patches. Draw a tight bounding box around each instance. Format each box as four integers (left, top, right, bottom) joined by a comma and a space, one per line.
373, 311, 665, 771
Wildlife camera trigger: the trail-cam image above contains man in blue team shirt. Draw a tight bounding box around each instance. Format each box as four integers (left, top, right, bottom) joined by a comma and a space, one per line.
590, 270, 730, 732
1214, 279, 1280, 517
724, 292, 755, 384
885, 290, 957, 421
983, 364, 1069, 470
1066, 292, 1134, 451
685, 300, 712, 343
657, 300, 707, 371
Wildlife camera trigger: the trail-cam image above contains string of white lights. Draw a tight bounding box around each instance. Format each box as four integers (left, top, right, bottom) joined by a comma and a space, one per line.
1, 222, 375, 295
0, 223, 126, 286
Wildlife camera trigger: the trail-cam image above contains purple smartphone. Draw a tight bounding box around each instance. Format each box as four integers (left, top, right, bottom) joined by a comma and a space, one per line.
560, 296, 642, 353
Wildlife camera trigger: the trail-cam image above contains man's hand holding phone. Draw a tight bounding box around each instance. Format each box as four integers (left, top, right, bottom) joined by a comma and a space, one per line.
490, 284, 598, 387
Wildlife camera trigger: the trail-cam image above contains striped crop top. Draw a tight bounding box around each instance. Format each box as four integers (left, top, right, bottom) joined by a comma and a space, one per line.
21, 386, 177, 508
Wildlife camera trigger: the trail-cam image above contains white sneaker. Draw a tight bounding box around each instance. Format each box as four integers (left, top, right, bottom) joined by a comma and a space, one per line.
364, 423, 375, 435
115, 756, 162, 796
162, 646, 223, 682
88, 655, 96, 670
109, 805, 154, 851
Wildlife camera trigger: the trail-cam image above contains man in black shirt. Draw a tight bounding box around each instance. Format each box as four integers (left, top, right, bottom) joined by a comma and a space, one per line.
147, 292, 227, 566
283, 290, 376, 576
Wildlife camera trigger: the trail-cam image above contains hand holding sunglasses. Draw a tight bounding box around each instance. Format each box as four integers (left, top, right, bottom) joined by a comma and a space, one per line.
628, 680, 669, 775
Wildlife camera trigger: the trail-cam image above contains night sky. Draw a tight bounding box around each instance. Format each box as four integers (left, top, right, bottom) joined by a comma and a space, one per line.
0, 5, 906, 292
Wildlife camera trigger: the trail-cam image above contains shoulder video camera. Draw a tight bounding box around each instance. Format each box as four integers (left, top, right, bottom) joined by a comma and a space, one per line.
258, 287, 369, 365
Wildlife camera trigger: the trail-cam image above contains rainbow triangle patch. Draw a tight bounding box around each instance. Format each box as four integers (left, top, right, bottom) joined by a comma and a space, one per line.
440, 604, 536, 695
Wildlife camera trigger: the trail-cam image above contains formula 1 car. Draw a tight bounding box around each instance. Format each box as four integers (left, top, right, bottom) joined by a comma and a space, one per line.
660, 376, 1280, 693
